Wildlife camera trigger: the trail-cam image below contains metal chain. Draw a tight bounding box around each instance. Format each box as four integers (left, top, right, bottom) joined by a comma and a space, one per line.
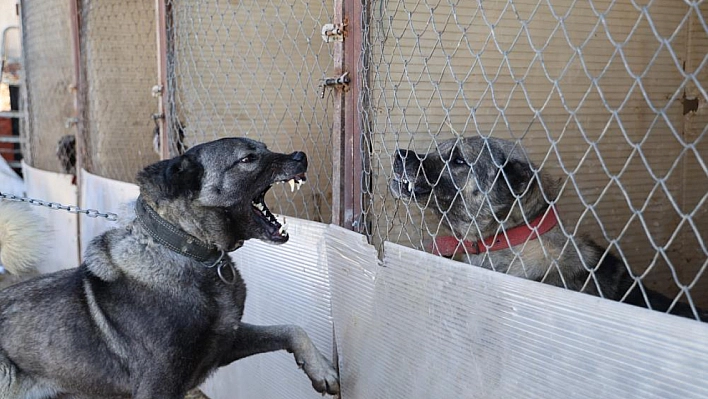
0, 192, 119, 221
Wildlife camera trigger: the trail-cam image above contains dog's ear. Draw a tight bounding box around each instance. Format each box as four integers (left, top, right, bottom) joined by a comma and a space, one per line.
136, 154, 204, 200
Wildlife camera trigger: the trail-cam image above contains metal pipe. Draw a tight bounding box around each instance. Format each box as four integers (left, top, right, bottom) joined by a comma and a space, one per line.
0, 26, 19, 83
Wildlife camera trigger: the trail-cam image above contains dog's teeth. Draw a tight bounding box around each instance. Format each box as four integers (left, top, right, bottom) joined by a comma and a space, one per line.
279, 222, 288, 236
295, 180, 303, 191
408, 181, 414, 192
288, 179, 295, 192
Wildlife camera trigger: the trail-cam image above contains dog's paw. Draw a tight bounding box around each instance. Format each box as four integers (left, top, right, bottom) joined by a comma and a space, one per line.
288, 326, 340, 395
294, 347, 340, 395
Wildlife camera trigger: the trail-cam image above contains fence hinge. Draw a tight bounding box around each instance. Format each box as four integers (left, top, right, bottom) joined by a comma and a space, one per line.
321, 19, 348, 43
151, 85, 163, 97
319, 72, 350, 98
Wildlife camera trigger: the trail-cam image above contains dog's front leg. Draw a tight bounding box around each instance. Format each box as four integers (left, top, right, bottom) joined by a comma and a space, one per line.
224, 322, 340, 395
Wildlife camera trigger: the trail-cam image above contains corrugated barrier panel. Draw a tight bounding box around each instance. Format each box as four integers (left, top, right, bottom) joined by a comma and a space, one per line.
79, 168, 139, 254
202, 218, 335, 399
328, 225, 708, 399
22, 161, 78, 272
326, 225, 379, 399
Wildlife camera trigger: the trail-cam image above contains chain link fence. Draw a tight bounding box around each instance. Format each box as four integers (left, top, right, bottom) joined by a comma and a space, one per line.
362, 0, 708, 312
20, 0, 75, 173
78, 0, 159, 182
165, 0, 336, 223
19, 0, 708, 316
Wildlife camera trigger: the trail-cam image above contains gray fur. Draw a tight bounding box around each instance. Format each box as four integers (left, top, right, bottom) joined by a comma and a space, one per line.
390, 137, 704, 319
0, 138, 339, 398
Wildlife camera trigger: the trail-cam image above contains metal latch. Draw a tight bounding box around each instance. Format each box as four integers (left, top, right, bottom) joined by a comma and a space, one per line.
321, 19, 347, 43
151, 85, 163, 97
319, 72, 350, 98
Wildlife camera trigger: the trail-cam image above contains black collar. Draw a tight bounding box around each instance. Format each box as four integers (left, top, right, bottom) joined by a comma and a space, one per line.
134, 196, 222, 263
134, 196, 240, 285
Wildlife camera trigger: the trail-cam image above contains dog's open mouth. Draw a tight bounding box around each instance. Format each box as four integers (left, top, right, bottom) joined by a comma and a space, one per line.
251, 173, 307, 242
393, 174, 415, 195
391, 171, 431, 198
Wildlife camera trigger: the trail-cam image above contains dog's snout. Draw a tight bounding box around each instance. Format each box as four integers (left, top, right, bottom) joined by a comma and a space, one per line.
394, 149, 419, 169
395, 149, 411, 160
290, 151, 307, 162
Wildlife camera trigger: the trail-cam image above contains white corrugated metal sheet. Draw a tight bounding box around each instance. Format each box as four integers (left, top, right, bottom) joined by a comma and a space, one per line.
202, 219, 335, 399
329, 224, 708, 399
22, 161, 78, 272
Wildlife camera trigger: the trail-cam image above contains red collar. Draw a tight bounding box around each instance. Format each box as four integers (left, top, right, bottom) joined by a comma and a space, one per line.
427, 207, 559, 257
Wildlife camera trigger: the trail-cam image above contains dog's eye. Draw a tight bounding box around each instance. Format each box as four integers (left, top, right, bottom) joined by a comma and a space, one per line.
452, 157, 467, 166
240, 155, 254, 163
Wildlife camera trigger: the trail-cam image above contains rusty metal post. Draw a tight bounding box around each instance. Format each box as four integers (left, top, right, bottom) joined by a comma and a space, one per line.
17, 1, 30, 166
332, 0, 365, 231
68, 0, 84, 176
68, 0, 84, 259
155, 0, 171, 160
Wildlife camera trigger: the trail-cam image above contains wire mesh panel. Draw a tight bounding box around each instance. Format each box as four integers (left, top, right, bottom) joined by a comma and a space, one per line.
166, 0, 335, 223
361, 0, 708, 314
79, 0, 159, 182
20, 0, 75, 173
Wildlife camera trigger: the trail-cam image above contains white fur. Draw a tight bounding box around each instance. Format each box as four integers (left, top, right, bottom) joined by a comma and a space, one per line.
0, 201, 51, 275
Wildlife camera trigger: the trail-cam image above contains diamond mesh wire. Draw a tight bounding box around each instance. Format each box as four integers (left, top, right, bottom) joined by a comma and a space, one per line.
20, 0, 708, 316
166, 0, 335, 223
361, 0, 708, 312
79, 0, 160, 182
20, 0, 75, 173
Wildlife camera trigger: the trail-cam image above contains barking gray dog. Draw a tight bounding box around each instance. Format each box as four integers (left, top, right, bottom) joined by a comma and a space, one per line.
0, 138, 339, 398
390, 136, 704, 320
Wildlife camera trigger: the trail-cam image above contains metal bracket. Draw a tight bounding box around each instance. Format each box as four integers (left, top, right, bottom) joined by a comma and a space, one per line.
319, 72, 350, 98
321, 19, 348, 43
151, 85, 163, 97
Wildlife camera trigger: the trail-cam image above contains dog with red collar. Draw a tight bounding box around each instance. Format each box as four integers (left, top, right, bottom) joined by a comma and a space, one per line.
390, 136, 705, 321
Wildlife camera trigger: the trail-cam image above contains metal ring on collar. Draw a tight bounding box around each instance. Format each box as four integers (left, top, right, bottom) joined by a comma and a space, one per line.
205, 250, 226, 268
217, 261, 238, 285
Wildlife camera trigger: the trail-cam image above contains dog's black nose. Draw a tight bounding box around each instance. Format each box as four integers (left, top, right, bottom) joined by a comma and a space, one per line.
290, 151, 307, 162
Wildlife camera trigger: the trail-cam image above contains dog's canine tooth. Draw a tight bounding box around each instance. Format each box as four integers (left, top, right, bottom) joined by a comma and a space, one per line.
278, 222, 288, 236
407, 181, 414, 193
288, 179, 296, 192
295, 180, 303, 191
